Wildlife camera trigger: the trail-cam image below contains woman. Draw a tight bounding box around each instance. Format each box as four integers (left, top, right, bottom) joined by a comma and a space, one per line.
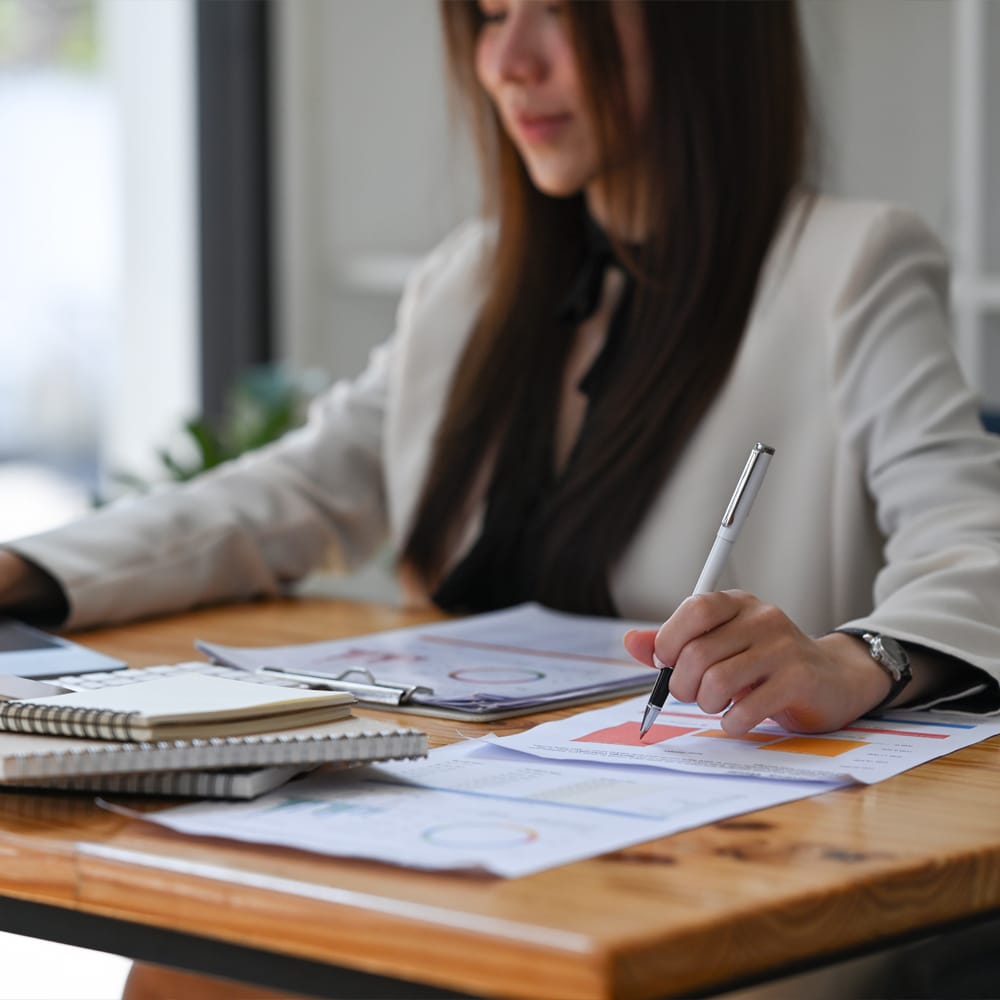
425, 0, 1000, 734
1, 4, 1000, 992
5, 0, 998, 727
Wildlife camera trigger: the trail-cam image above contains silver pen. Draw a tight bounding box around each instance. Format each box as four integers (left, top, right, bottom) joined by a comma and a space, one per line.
639, 442, 775, 738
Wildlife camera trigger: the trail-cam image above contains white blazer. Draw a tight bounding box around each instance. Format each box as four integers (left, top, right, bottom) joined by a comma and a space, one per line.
12, 195, 1000, 709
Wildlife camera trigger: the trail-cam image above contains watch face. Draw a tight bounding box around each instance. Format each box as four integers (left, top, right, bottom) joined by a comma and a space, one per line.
867, 633, 910, 681
855, 631, 913, 713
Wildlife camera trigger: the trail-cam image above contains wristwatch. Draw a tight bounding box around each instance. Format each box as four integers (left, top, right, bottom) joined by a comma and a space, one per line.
837, 629, 912, 713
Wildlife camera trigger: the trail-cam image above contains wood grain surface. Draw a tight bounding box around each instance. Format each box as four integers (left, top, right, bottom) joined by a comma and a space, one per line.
0, 598, 997, 1000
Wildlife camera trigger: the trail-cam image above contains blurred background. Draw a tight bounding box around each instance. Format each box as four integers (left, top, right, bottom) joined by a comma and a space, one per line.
0, 0, 998, 994
2, 0, 999, 540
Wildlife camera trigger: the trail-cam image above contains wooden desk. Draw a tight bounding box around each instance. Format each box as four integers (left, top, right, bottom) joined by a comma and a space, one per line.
0, 597, 997, 1000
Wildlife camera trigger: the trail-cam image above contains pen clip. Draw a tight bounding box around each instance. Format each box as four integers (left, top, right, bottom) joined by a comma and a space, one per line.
257, 665, 433, 707
721, 442, 774, 527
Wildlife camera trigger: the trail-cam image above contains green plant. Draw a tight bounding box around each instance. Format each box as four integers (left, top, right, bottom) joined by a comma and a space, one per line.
0, 0, 99, 72
109, 364, 326, 496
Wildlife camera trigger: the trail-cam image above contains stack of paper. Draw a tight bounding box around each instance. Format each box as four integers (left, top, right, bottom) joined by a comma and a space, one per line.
0, 673, 427, 798
136, 696, 1000, 873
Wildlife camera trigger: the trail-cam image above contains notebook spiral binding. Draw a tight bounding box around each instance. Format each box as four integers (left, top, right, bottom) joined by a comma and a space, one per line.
5, 727, 427, 780
0, 702, 142, 741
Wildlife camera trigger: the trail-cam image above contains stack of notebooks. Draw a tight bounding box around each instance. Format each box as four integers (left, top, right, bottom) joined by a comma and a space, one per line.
0, 672, 427, 799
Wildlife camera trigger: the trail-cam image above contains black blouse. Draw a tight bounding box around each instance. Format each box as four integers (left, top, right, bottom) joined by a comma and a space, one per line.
432, 220, 635, 614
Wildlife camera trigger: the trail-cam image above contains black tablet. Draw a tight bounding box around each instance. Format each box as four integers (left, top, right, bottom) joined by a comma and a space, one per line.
0, 618, 125, 678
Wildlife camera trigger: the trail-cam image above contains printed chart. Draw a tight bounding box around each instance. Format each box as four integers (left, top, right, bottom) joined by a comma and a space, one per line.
141, 742, 837, 877
489, 696, 1000, 783
574, 716, 869, 755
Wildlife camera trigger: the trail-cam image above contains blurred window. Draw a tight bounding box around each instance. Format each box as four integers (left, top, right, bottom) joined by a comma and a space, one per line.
0, 0, 197, 541
0, 0, 110, 535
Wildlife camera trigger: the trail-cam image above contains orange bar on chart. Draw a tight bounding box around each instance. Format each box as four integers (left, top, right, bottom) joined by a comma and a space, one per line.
763, 736, 867, 757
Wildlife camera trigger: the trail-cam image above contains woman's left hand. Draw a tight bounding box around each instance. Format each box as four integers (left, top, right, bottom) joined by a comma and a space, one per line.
623, 590, 892, 735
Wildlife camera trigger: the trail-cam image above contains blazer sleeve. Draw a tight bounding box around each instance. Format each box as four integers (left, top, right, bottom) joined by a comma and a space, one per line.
3, 213, 499, 633
830, 206, 1000, 711
6, 334, 393, 629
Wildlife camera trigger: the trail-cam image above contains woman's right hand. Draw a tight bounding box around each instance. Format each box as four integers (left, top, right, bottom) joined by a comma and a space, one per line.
623, 590, 894, 736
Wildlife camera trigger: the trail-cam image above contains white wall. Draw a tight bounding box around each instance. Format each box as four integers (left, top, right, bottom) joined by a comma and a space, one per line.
274, 0, 477, 381
801, 0, 1000, 406
800, 0, 952, 234
102, 0, 198, 482
973, 0, 1000, 405
988, 0, 1000, 275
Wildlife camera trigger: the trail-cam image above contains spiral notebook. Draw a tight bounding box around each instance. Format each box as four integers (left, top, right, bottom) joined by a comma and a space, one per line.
0, 673, 356, 741
0, 715, 428, 784
7, 764, 316, 799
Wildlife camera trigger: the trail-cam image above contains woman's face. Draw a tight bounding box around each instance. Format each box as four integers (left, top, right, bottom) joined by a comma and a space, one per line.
474, 0, 649, 222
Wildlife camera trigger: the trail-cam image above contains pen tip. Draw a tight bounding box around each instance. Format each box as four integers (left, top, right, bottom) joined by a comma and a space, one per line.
638, 704, 658, 739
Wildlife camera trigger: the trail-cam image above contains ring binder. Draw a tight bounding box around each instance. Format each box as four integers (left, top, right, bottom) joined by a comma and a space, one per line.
198, 603, 661, 722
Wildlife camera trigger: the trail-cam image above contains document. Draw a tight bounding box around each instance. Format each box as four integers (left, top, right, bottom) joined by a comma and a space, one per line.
486, 695, 1000, 784
198, 603, 657, 721
136, 741, 839, 877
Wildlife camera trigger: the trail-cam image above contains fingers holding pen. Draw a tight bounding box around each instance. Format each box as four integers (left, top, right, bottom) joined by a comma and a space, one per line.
624, 591, 743, 671
624, 591, 826, 736
652, 592, 748, 703
624, 591, 749, 703
622, 627, 657, 667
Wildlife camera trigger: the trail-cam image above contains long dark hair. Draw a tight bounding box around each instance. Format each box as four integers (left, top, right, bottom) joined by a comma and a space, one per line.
402, 1, 811, 614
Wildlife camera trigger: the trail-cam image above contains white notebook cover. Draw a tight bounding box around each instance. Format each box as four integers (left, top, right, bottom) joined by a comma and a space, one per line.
0, 674, 356, 741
